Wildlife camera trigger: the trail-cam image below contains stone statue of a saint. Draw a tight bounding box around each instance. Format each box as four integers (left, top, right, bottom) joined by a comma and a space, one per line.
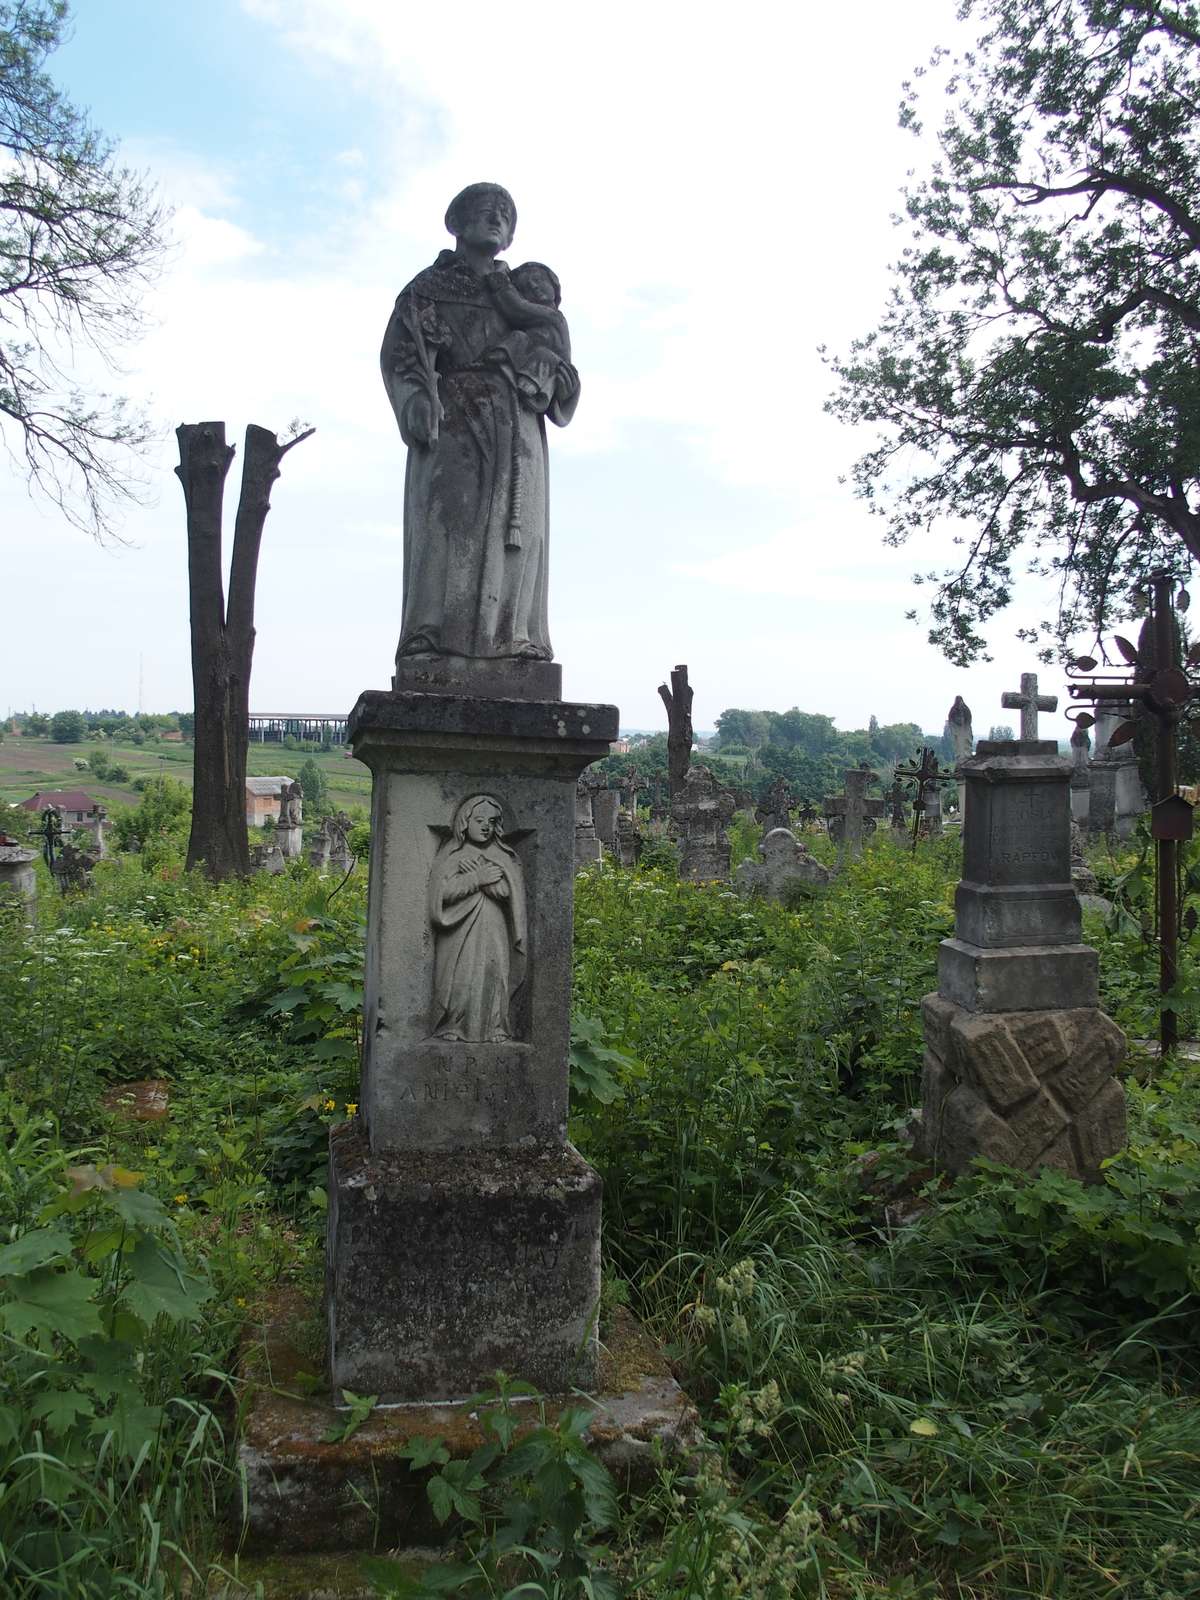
428, 794, 527, 1042
380, 183, 581, 668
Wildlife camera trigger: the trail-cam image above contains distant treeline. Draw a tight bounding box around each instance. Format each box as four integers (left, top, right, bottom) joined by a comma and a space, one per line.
600, 707, 962, 803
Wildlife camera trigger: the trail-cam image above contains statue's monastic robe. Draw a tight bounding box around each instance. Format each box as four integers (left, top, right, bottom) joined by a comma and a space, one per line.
380, 250, 579, 662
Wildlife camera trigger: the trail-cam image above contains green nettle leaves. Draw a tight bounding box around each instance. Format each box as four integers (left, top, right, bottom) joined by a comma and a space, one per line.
369, 1384, 619, 1599
827, 0, 1200, 663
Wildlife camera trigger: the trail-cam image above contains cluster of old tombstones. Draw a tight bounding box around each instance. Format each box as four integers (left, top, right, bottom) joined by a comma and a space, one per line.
0, 805, 111, 910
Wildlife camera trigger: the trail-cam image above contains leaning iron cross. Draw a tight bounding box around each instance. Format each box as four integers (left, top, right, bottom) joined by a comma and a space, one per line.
1001, 671, 1058, 740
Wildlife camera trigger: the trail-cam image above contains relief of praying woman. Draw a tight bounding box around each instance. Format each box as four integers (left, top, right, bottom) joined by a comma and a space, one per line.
379, 183, 581, 668
428, 794, 527, 1042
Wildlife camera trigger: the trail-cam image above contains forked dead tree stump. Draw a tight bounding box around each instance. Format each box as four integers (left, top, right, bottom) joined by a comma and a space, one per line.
177, 420, 313, 879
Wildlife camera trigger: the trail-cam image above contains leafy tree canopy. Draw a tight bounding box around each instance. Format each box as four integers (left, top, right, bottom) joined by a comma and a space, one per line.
827, 0, 1200, 664
49, 707, 83, 742
1, 1, 166, 534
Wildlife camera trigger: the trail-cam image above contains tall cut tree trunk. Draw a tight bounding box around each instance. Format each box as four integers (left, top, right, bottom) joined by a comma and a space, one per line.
657, 663, 693, 799
177, 421, 313, 880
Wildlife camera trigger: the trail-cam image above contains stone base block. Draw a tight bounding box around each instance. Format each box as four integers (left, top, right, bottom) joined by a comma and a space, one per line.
391, 655, 562, 701
919, 992, 1126, 1181
239, 1287, 699, 1557
326, 1124, 601, 1402
938, 937, 1098, 1012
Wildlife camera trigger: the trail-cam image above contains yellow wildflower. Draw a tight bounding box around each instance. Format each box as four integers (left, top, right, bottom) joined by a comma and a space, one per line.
174, 1193, 188, 1205
322, 1098, 336, 1112
345, 1102, 358, 1116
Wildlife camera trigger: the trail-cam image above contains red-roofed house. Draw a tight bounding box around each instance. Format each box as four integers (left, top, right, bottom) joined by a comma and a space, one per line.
20, 791, 102, 825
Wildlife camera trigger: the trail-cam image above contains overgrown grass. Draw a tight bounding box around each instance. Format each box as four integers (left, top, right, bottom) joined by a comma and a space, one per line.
2, 829, 1200, 1596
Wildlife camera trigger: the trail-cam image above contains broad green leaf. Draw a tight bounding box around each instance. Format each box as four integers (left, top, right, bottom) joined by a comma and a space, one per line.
910, 1417, 939, 1437
121, 1235, 211, 1326
0, 1227, 74, 1277
427, 1473, 455, 1524
0, 1267, 102, 1342
30, 1388, 96, 1432
400, 1435, 451, 1470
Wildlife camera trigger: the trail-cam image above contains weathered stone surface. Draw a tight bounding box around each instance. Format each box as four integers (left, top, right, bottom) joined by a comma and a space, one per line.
241, 1286, 698, 1558
350, 691, 614, 1153
672, 765, 734, 882
0, 834, 37, 906
938, 938, 1099, 1012
614, 809, 642, 867
952, 1012, 1040, 1110
1088, 705, 1145, 839
824, 767, 885, 858
574, 773, 603, 869
326, 1125, 600, 1402
919, 995, 1125, 1181
381, 184, 580, 673
393, 655, 562, 702
735, 827, 832, 903
592, 787, 620, 851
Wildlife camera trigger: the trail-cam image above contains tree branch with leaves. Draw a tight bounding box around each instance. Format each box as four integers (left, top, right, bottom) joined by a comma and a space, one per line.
827, 0, 1200, 664
0, 1, 167, 536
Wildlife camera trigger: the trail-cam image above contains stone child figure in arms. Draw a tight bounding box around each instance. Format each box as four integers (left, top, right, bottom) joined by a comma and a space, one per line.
379, 183, 581, 664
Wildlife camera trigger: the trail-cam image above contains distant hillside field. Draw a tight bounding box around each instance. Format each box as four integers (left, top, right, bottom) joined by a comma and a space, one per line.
0, 736, 370, 816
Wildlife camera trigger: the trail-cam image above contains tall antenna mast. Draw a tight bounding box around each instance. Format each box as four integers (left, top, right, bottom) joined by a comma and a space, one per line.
137, 653, 144, 717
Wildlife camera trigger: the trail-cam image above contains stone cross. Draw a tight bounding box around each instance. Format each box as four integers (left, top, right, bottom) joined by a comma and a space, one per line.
1001, 672, 1058, 741
823, 768, 886, 858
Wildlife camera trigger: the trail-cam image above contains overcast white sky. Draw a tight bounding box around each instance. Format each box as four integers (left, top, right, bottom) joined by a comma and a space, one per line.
0, 0, 1101, 740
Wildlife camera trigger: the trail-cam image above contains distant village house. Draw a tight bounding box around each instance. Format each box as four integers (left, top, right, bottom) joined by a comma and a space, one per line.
20, 790, 102, 826
245, 777, 296, 827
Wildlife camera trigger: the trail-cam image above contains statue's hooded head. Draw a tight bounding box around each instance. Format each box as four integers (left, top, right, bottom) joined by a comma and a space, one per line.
451, 793, 506, 848
445, 183, 517, 252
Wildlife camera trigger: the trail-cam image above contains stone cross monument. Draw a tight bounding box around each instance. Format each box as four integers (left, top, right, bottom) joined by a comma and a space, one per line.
919, 727, 1126, 1183
1000, 671, 1058, 740
824, 768, 886, 858
326, 184, 616, 1403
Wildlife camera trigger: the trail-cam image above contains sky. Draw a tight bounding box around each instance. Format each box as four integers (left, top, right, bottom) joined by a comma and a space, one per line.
1, 0, 1103, 742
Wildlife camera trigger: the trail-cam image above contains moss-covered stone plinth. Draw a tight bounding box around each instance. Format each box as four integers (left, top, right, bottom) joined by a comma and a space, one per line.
237, 1287, 699, 1557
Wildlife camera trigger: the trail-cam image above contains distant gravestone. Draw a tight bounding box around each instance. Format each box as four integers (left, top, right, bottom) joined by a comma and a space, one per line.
0, 832, 37, 910
755, 776, 794, 838
52, 842, 96, 894
1088, 704, 1145, 839
250, 842, 286, 875
672, 765, 735, 881
735, 827, 832, 903
919, 737, 1126, 1182
889, 775, 909, 840
1069, 723, 1092, 825
308, 820, 332, 871
922, 781, 944, 839
615, 809, 642, 867
327, 811, 354, 876
592, 786, 620, 852
277, 780, 304, 859
824, 768, 886, 858
574, 774, 603, 869
947, 695, 974, 819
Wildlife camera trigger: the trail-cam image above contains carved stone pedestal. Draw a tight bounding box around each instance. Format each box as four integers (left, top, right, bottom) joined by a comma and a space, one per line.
327, 1126, 601, 1400
920, 994, 1126, 1181
918, 739, 1127, 1183
327, 687, 617, 1401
